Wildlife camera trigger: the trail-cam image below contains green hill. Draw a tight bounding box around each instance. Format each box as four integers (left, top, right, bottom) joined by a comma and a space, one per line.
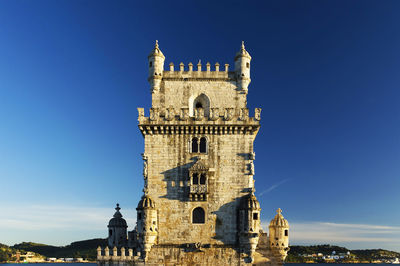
12, 238, 107, 260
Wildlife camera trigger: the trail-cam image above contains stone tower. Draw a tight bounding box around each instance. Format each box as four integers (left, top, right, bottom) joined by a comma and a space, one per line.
269, 208, 290, 262
107, 204, 128, 248
97, 42, 290, 266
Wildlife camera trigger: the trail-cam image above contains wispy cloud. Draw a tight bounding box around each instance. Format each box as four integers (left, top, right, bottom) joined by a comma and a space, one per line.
260, 221, 400, 251
0, 204, 136, 231
258, 178, 291, 197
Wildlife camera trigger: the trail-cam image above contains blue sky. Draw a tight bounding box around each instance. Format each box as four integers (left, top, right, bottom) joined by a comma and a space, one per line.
1, 0, 400, 251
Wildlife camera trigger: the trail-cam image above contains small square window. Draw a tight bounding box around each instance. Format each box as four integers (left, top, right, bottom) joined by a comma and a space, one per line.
253, 213, 258, 220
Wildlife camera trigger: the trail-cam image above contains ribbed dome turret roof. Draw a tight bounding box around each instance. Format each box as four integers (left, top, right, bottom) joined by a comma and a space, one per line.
235, 41, 251, 60
148, 40, 165, 59
108, 203, 127, 228
239, 192, 261, 210
269, 208, 289, 227
137, 194, 155, 210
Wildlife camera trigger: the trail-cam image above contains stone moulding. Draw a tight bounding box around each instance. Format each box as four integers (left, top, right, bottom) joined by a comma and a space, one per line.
138, 124, 259, 136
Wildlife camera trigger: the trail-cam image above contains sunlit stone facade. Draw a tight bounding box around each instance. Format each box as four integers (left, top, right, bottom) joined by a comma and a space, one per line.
97, 42, 290, 265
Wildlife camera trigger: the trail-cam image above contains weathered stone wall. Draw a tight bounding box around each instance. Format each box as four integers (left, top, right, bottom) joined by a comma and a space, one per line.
152, 78, 247, 112
144, 132, 256, 245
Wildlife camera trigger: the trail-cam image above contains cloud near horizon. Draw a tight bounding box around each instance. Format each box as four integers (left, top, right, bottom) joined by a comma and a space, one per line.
264, 221, 400, 252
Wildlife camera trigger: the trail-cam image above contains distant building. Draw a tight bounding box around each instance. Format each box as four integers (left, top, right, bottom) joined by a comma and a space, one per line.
97, 42, 290, 265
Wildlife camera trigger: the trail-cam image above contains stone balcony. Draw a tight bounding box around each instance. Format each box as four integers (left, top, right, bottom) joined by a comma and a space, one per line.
189, 184, 207, 201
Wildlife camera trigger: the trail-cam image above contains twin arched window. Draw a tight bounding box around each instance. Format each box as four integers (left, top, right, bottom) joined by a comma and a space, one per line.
192, 207, 205, 224
192, 173, 206, 185
191, 137, 207, 153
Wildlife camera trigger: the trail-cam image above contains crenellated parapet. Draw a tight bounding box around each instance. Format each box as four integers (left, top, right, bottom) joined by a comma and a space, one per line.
162, 62, 234, 81
137, 107, 261, 136
148, 41, 251, 94
97, 246, 139, 263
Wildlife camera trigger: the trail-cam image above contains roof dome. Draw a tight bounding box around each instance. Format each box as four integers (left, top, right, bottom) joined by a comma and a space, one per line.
108, 203, 127, 228
235, 41, 251, 60
137, 195, 155, 210
239, 192, 261, 210
269, 208, 289, 227
148, 40, 165, 59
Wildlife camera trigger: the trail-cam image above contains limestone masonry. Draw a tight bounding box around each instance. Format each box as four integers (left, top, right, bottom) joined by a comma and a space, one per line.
97, 41, 290, 265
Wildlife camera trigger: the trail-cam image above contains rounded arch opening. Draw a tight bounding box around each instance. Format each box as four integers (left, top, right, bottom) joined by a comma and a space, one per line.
192, 207, 205, 224
189, 94, 210, 117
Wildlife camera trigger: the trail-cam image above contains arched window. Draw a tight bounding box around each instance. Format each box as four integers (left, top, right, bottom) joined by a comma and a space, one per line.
285, 229, 288, 236
191, 138, 198, 153
200, 174, 206, 185
190, 94, 210, 117
199, 137, 207, 153
192, 207, 205, 224
192, 173, 199, 185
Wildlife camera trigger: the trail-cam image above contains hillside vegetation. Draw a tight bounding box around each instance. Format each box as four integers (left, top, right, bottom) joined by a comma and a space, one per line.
287, 244, 400, 263
12, 238, 107, 260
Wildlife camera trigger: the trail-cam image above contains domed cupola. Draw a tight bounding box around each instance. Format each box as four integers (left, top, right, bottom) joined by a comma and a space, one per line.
235, 41, 251, 60
107, 203, 128, 248
239, 192, 261, 210
269, 208, 289, 228
269, 208, 290, 262
137, 195, 155, 210
108, 203, 128, 228
148, 40, 165, 59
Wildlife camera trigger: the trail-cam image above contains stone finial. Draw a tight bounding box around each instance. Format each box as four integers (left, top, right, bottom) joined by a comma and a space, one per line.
188, 62, 193, 72
197, 60, 202, 72
155, 40, 159, 49
241, 40, 245, 50
137, 108, 144, 121
115, 203, 121, 211
215, 62, 220, 72
277, 208, 282, 215
224, 64, 229, 72
128, 248, 133, 257
169, 62, 174, 71
254, 108, 261, 121
179, 62, 184, 72
97, 246, 102, 258
206, 62, 210, 72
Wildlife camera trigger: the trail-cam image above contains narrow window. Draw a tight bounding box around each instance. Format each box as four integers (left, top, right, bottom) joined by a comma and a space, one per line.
199, 137, 207, 153
285, 229, 288, 236
137, 213, 142, 220
192, 173, 199, 185
149, 61, 153, 67
200, 174, 206, 185
246, 62, 250, 68
191, 138, 198, 153
109, 229, 112, 236
253, 213, 258, 220
192, 207, 205, 224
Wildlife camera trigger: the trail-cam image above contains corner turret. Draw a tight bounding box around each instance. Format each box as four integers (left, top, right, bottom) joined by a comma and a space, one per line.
269, 208, 290, 262
234, 41, 252, 94
238, 192, 261, 262
148, 40, 165, 93
136, 194, 158, 260
107, 203, 128, 248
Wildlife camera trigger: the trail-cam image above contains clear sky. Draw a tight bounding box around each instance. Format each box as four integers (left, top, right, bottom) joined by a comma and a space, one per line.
1, 0, 400, 251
